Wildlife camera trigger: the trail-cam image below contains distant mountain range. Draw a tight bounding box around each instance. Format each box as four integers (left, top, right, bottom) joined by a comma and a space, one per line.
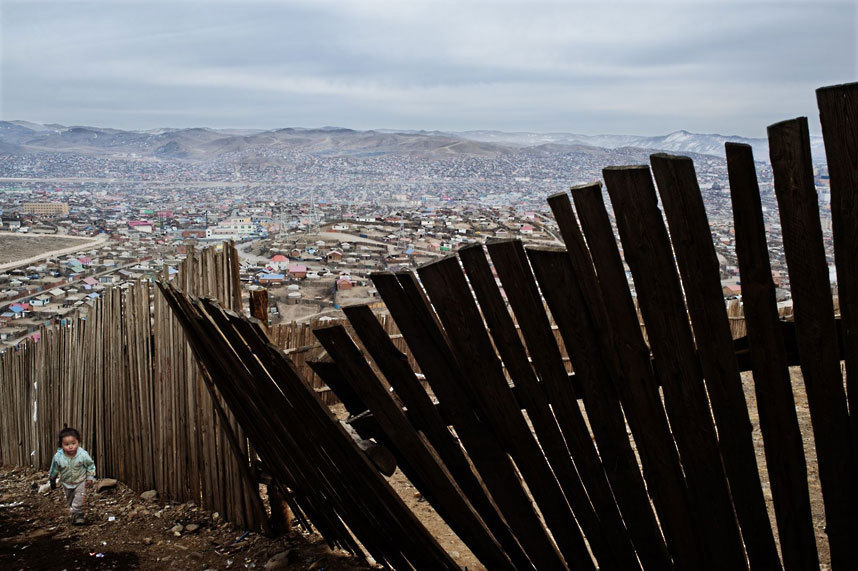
0, 120, 826, 163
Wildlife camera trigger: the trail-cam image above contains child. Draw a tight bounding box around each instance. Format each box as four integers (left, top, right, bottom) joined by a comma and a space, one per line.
49, 427, 96, 525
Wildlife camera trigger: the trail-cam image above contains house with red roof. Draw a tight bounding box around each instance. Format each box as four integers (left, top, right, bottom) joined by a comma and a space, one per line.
287, 264, 307, 279
336, 277, 353, 291
270, 254, 289, 271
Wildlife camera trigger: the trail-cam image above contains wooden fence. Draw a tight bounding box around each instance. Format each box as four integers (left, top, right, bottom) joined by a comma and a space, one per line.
0, 242, 267, 532
159, 81, 855, 570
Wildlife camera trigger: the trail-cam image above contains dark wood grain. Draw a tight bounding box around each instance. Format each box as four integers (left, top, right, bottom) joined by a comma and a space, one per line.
371, 271, 566, 569
210, 300, 461, 569
417, 257, 595, 570
602, 165, 747, 570
341, 303, 533, 570
725, 142, 819, 570
650, 152, 781, 570
485, 238, 669, 570
457, 243, 634, 570
306, 359, 368, 417
314, 325, 515, 570
816, 82, 858, 452
768, 117, 858, 567
565, 185, 702, 569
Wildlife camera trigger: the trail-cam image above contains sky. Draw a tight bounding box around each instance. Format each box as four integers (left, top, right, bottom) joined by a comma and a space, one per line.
0, 0, 855, 137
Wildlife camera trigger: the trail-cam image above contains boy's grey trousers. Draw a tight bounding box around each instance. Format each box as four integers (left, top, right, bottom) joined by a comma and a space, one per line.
63, 481, 86, 515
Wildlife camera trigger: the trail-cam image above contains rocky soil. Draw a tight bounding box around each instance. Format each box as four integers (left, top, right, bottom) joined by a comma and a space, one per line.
0, 465, 369, 570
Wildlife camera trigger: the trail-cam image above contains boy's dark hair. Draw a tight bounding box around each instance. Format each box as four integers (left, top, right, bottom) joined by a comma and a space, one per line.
58, 426, 81, 447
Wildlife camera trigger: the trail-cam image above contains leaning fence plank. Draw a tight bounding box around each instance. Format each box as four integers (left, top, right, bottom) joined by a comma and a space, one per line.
417, 257, 594, 570
457, 243, 634, 570
216, 304, 459, 569
522, 243, 673, 570
650, 152, 781, 570
314, 324, 515, 570
768, 117, 858, 567
816, 82, 858, 449
341, 304, 533, 570
725, 142, 819, 570
372, 271, 567, 570
566, 185, 702, 570
602, 165, 748, 570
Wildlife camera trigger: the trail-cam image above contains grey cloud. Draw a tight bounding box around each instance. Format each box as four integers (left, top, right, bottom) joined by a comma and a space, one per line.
1, 0, 854, 136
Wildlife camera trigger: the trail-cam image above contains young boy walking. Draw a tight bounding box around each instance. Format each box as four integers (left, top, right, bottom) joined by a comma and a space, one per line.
49, 427, 96, 525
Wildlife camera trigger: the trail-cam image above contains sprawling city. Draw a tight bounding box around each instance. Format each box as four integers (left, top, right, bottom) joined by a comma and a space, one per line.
0, 122, 834, 349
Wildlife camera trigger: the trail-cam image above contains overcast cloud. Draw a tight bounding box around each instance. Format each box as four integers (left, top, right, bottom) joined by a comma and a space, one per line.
0, 0, 854, 136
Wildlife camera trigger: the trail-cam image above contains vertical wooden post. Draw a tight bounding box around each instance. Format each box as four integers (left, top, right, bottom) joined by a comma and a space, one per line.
726, 142, 819, 569
768, 117, 858, 566
816, 82, 858, 449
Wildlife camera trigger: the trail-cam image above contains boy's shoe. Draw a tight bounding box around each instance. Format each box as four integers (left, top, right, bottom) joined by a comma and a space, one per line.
72, 514, 85, 525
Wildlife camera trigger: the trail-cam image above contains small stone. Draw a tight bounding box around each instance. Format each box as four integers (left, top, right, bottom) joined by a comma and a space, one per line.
142, 537, 153, 545
211, 512, 220, 520
264, 549, 298, 570
140, 490, 158, 501
170, 524, 183, 535
96, 478, 118, 493
185, 523, 199, 533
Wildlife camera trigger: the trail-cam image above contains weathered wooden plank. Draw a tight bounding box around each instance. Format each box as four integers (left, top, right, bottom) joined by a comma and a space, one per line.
221, 306, 459, 569
565, 185, 702, 570
726, 142, 819, 570
161, 285, 405, 566
816, 82, 858, 450
650, 152, 781, 570
165, 292, 365, 553
417, 256, 593, 570
457, 243, 635, 570
341, 303, 533, 570
314, 324, 516, 570
521, 242, 675, 570
372, 271, 567, 569
602, 165, 748, 570
768, 117, 858, 567
306, 359, 368, 417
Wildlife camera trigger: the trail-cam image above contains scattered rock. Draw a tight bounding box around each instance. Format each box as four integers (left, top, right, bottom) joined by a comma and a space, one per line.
265, 549, 299, 570
185, 523, 199, 533
142, 537, 153, 545
96, 478, 118, 492
140, 490, 158, 501
170, 524, 184, 535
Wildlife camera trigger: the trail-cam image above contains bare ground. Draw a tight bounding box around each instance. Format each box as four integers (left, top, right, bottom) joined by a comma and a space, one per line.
0, 233, 102, 270
0, 466, 369, 570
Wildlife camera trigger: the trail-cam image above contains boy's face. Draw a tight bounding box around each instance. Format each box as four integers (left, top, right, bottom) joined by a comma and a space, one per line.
61, 435, 79, 456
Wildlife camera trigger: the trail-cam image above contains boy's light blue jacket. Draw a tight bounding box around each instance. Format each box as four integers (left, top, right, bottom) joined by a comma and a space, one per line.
49, 447, 96, 487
